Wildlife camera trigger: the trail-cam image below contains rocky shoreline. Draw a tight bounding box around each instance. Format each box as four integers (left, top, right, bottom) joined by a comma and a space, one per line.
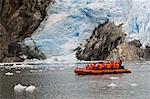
0, 0, 54, 62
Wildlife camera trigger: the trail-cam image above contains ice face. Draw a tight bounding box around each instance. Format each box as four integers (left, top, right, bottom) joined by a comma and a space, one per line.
25, 0, 150, 61
115, 0, 150, 46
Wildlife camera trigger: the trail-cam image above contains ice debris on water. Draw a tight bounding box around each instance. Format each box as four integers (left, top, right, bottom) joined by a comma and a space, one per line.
16, 71, 21, 73
25, 85, 36, 93
108, 83, 117, 88
130, 91, 134, 93
14, 84, 27, 93
38, 70, 43, 72
30, 70, 37, 72
59, 68, 64, 70
5, 72, 13, 76
14, 84, 36, 93
130, 83, 138, 87
49, 68, 55, 71
109, 77, 119, 80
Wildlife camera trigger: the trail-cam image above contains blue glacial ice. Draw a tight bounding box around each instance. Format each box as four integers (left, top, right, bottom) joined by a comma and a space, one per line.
25, 0, 150, 61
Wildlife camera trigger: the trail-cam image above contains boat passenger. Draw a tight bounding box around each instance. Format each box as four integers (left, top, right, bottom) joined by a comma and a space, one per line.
111, 61, 116, 69
118, 59, 122, 66
95, 64, 99, 70
106, 62, 111, 69
115, 61, 120, 68
92, 64, 97, 70
98, 64, 103, 70
89, 64, 93, 70
86, 65, 90, 70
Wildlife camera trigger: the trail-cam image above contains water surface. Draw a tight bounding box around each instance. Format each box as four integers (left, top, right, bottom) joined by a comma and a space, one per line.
0, 62, 150, 99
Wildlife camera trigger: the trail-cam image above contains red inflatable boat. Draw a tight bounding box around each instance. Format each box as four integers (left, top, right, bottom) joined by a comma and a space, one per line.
74, 68, 131, 75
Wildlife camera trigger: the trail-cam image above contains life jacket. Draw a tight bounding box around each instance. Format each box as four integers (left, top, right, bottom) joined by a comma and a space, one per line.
98, 64, 103, 70
106, 63, 111, 69
115, 61, 120, 68
95, 65, 99, 70
111, 61, 117, 69
89, 64, 93, 70
111, 61, 114, 68
86, 65, 90, 70
92, 64, 96, 70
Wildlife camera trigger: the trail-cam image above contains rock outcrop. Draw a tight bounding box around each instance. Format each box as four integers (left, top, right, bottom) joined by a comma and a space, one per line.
144, 45, 150, 61
76, 21, 126, 61
0, 0, 54, 62
107, 40, 144, 61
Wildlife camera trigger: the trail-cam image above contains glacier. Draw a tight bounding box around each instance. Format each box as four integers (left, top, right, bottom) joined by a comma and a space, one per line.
25, 0, 150, 61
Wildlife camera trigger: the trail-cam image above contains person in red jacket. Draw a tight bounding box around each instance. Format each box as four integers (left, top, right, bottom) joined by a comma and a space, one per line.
98, 64, 103, 70
106, 62, 111, 69
111, 61, 115, 69
92, 64, 97, 70
86, 64, 90, 70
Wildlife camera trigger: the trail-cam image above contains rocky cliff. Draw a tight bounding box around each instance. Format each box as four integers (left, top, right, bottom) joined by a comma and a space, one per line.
144, 45, 150, 61
107, 40, 144, 61
76, 20, 149, 61
76, 21, 126, 61
0, 0, 54, 62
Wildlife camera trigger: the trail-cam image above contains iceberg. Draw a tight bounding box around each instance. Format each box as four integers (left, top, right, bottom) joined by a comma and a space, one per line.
14, 84, 27, 93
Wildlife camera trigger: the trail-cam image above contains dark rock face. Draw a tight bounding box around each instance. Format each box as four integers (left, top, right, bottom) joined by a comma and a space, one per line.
144, 46, 150, 61
106, 40, 144, 61
129, 39, 142, 48
76, 21, 126, 61
0, 0, 54, 62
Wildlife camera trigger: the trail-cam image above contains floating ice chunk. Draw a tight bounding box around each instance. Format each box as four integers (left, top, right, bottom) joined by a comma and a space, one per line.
38, 70, 43, 72
130, 91, 134, 93
109, 77, 118, 80
25, 85, 36, 93
49, 68, 55, 71
130, 83, 138, 87
16, 71, 21, 73
108, 83, 117, 88
30, 70, 36, 72
59, 68, 64, 70
14, 84, 27, 93
5, 72, 13, 76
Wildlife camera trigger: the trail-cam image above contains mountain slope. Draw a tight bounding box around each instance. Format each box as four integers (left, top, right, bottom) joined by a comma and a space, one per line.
0, 0, 54, 62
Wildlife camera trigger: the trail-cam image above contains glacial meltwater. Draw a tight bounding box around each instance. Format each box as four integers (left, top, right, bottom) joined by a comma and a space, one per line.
0, 62, 150, 99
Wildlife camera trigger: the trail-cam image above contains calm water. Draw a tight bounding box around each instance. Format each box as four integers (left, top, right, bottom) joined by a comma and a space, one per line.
0, 62, 150, 99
